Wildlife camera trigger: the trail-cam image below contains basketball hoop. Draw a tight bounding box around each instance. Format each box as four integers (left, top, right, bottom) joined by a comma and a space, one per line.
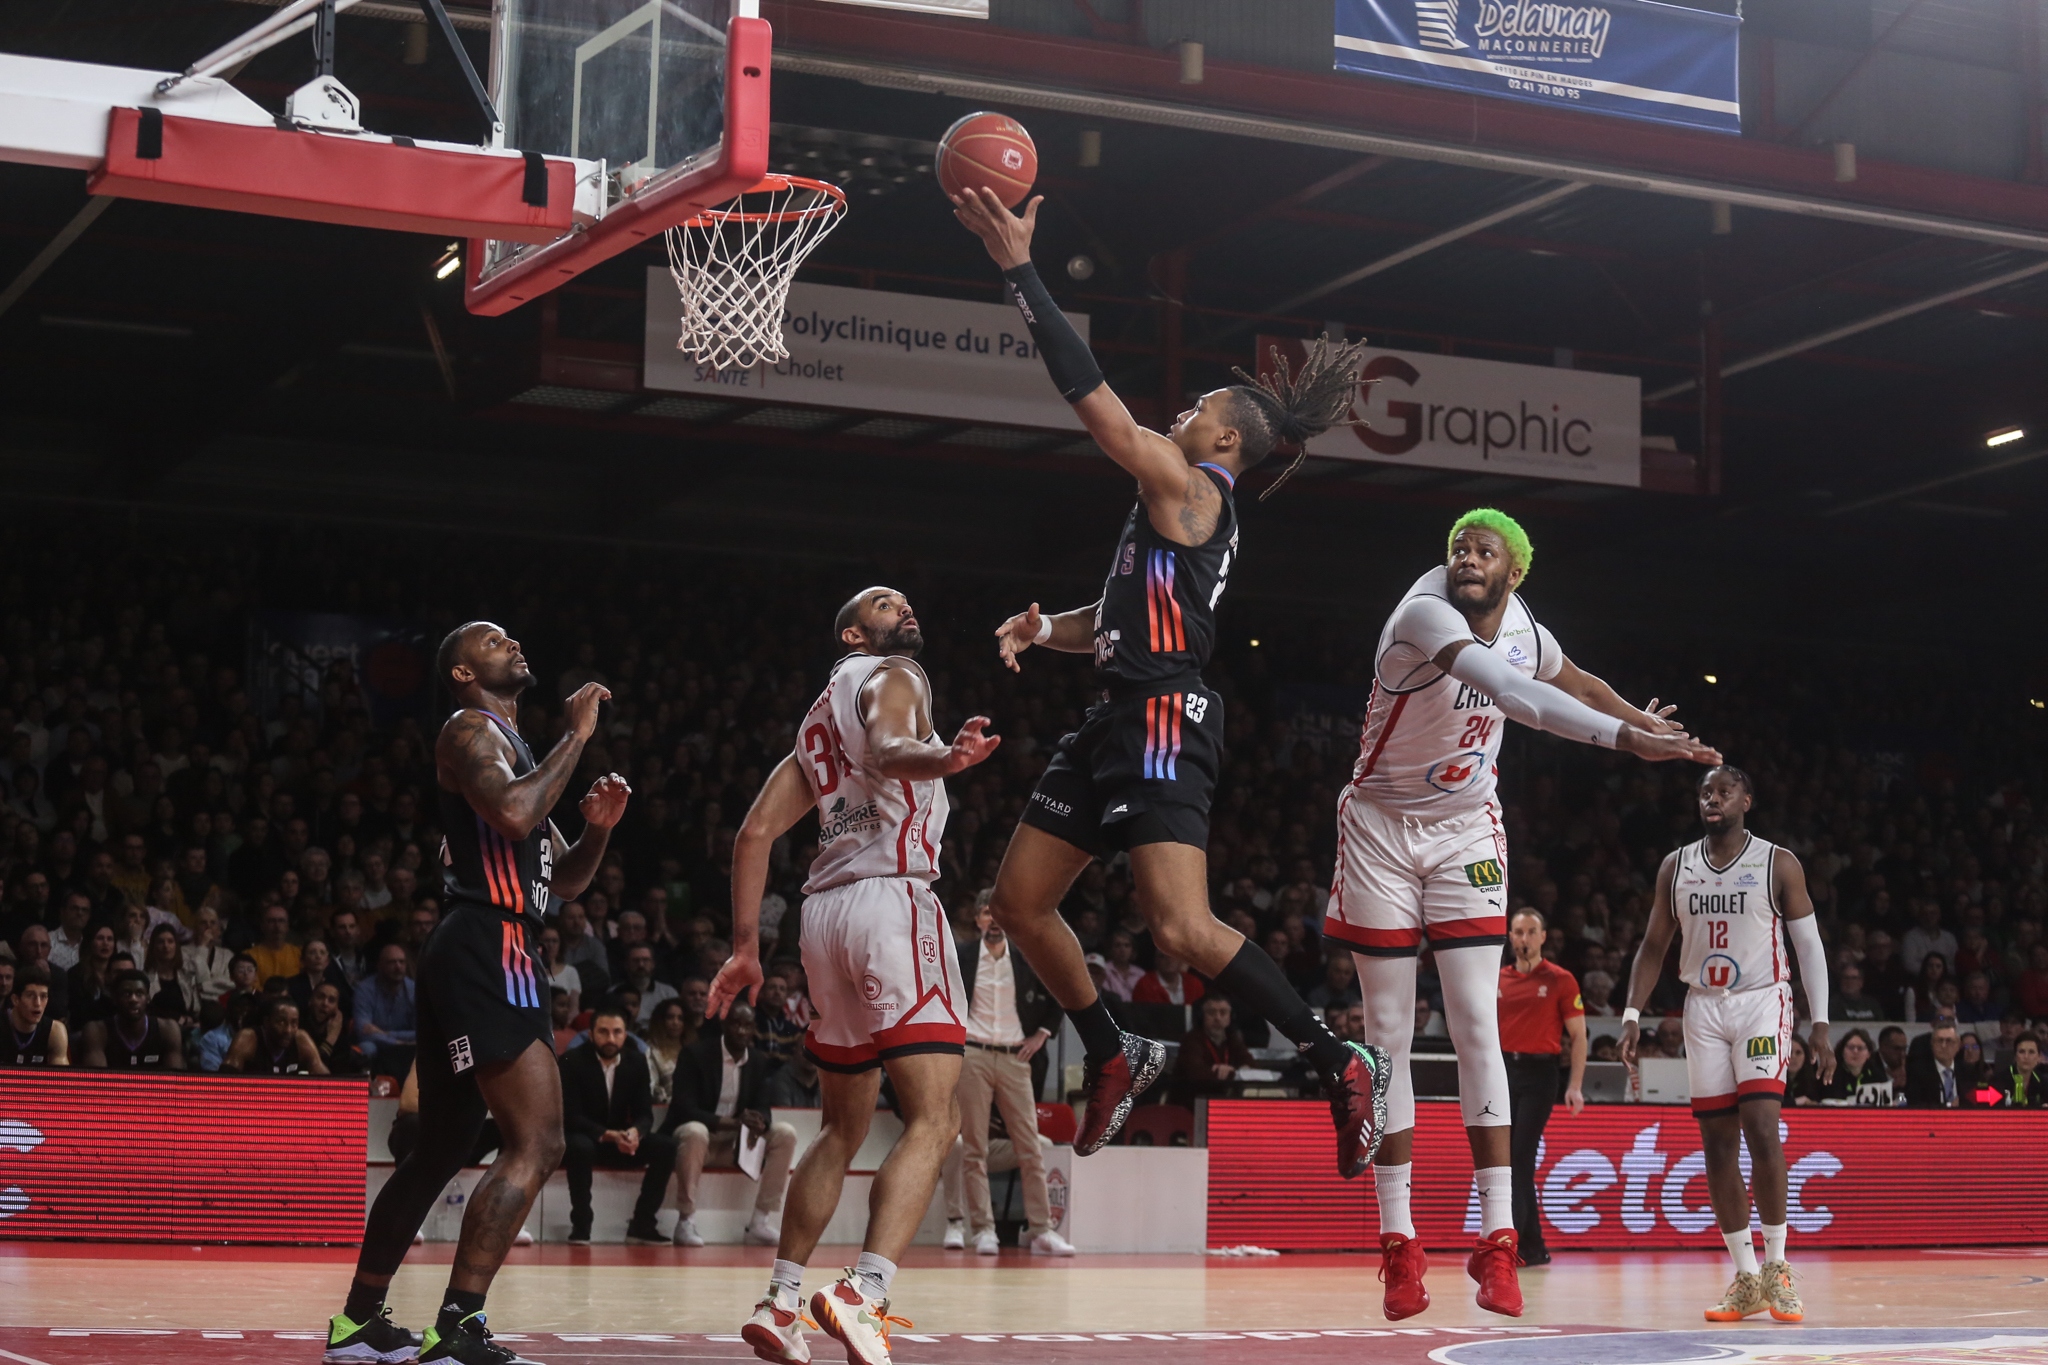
664, 175, 847, 372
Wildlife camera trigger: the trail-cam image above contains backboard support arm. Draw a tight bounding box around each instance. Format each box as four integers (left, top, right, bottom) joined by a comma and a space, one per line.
416, 0, 502, 142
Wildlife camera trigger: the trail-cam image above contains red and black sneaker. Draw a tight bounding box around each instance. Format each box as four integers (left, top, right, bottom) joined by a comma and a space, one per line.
1075, 1031, 1166, 1155
1468, 1228, 1525, 1318
1377, 1233, 1430, 1321
1327, 1040, 1392, 1179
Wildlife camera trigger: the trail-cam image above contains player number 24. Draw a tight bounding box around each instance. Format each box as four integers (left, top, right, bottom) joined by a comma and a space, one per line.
1458, 715, 1497, 749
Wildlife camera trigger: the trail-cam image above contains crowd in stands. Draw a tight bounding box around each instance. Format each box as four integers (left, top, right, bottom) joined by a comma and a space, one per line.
4, 524, 2047, 1113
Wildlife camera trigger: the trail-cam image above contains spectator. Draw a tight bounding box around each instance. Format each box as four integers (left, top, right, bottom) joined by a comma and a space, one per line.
1956, 1030, 1997, 1103
678, 975, 712, 1037
114, 900, 153, 966
1304, 950, 1359, 1009
558, 901, 611, 996
1878, 1025, 1910, 1091
1654, 1016, 1686, 1059
225, 996, 327, 1075
1170, 995, 1254, 1108
1783, 1035, 1818, 1106
2015, 944, 2048, 1021
141, 923, 201, 1032
247, 904, 302, 984
538, 924, 582, 1018
1817, 1028, 1892, 1106
753, 975, 802, 1065
1580, 969, 1617, 1017
560, 1005, 683, 1245
1999, 1032, 2045, 1108
173, 845, 222, 923
1957, 971, 2000, 1025
5, 963, 68, 1065
1994, 1011, 2030, 1067
48, 892, 91, 973
327, 908, 372, 987
761, 1044, 822, 1109
75, 970, 183, 1069
551, 986, 579, 1057
109, 834, 152, 913
1906, 1021, 1967, 1108
644, 997, 690, 1104
1834, 964, 1882, 1022
306, 981, 365, 1075
1133, 952, 1206, 1007
66, 924, 120, 1027
1862, 932, 1908, 1018
621, 944, 676, 1027
1098, 930, 1144, 1002
354, 944, 417, 1074
14, 925, 66, 1020
954, 894, 1069, 1257
286, 938, 352, 1022
1907, 952, 1950, 1022
1901, 900, 1958, 976
659, 1003, 796, 1248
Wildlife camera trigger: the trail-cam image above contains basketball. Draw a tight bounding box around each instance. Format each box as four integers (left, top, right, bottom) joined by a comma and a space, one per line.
937, 111, 1038, 209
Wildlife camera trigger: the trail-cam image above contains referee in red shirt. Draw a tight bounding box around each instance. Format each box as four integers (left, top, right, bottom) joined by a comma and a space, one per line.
1497, 908, 1587, 1266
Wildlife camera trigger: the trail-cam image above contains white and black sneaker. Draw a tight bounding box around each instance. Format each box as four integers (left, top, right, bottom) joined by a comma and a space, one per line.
418, 1311, 545, 1364
1075, 1031, 1166, 1155
325, 1307, 422, 1363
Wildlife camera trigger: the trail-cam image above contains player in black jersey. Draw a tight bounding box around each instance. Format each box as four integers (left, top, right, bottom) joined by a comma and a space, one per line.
954, 188, 1392, 1176
76, 970, 182, 1068
3, 964, 66, 1066
329, 621, 628, 1365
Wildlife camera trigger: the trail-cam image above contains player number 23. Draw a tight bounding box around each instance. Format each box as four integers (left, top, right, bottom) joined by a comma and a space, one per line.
1184, 693, 1209, 723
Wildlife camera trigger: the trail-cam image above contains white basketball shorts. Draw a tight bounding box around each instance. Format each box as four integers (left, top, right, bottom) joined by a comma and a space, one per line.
1323, 788, 1510, 958
1682, 981, 1793, 1115
800, 875, 965, 1072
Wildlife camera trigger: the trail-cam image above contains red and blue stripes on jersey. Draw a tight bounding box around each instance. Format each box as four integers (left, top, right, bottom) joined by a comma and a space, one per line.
1144, 692, 1185, 780
474, 815, 527, 914
500, 919, 541, 1007
1147, 549, 1187, 653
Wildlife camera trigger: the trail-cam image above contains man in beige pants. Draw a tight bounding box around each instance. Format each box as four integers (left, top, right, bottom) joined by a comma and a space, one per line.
953, 896, 1076, 1255
661, 1003, 798, 1246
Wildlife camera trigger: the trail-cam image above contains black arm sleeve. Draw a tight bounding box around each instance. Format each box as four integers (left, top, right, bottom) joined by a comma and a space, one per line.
1002, 261, 1104, 403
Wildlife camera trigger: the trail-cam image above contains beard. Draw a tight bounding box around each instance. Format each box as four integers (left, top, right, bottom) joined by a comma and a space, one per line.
1452, 574, 1510, 617
868, 622, 924, 657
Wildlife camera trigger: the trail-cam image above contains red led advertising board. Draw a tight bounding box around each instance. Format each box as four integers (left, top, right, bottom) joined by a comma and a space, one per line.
1207, 1099, 2047, 1251
0, 1073, 365, 1243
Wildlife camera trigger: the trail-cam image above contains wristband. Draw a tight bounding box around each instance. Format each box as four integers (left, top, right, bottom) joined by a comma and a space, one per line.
1621, 1007, 1641, 1026
1033, 616, 1053, 645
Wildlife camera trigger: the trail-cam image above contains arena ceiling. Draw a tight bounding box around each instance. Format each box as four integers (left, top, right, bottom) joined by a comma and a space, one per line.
1, 0, 2044, 643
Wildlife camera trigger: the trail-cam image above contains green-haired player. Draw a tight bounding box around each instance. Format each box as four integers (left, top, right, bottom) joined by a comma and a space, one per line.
1326, 507, 1720, 1323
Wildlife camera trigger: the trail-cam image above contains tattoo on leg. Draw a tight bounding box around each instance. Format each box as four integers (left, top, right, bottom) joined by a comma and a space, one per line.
453, 1170, 537, 1283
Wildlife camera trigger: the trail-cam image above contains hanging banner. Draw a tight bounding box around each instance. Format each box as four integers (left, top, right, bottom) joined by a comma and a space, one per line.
1258, 336, 1642, 488
645, 275, 1088, 431
1334, 0, 1741, 135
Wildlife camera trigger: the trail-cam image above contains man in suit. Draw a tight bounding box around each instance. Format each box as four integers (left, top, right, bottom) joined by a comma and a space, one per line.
659, 1002, 797, 1247
952, 893, 1074, 1256
1905, 1020, 1970, 1108
560, 1005, 683, 1244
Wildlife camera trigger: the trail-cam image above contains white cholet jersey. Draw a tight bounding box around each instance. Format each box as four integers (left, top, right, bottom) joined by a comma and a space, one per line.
798, 653, 949, 895
1348, 567, 1562, 819
1672, 832, 1787, 995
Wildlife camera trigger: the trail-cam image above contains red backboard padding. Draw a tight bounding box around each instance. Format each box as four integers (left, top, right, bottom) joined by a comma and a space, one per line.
91, 108, 574, 242
0, 1073, 366, 1244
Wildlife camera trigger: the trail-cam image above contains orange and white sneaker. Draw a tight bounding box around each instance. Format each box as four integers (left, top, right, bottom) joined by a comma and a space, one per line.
1378, 1233, 1429, 1321
1704, 1270, 1767, 1322
1467, 1229, 1524, 1317
1760, 1260, 1804, 1322
809, 1272, 910, 1365
741, 1297, 812, 1365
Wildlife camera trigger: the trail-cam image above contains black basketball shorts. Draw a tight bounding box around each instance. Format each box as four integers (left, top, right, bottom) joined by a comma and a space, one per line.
1020, 681, 1223, 856
416, 900, 552, 1107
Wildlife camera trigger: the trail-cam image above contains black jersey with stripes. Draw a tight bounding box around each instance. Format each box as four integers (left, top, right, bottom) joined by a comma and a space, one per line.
437, 709, 554, 927
1092, 463, 1239, 690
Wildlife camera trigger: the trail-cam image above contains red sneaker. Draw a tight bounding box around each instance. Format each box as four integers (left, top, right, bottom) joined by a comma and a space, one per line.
1075, 1031, 1166, 1155
1378, 1233, 1430, 1321
1468, 1229, 1524, 1317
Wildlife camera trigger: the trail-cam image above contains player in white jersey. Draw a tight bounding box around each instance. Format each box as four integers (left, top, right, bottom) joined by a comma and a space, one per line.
1327, 508, 1720, 1321
708, 587, 998, 1365
1621, 766, 1835, 1326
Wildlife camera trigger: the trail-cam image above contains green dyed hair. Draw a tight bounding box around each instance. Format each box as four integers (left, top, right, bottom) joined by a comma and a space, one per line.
1447, 508, 1533, 580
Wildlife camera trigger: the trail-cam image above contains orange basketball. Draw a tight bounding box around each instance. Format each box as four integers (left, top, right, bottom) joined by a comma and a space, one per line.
937, 111, 1038, 209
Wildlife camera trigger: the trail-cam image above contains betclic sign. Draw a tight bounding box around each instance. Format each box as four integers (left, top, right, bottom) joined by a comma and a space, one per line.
1258, 337, 1642, 488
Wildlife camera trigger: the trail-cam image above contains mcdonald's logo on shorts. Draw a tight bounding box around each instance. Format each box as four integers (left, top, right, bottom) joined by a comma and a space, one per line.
1463, 859, 1504, 888
1745, 1035, 1778, 1059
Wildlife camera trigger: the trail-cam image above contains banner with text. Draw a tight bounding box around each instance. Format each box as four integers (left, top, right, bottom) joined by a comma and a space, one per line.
1258, 337, 1642, 487
1335, 0, 1741, 135
645, 275, 1087, 430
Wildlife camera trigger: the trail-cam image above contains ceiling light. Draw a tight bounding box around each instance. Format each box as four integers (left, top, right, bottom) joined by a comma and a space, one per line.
1703, 674, 1717, 684
2032, 699, 2045, 710
1986, 426, 2025, 448
435, 254, 462, 280
1250, 639, 1260, 647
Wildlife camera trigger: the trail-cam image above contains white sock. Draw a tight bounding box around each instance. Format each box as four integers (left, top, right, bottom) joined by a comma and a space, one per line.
1374, 1163, 1415, 1239
769, 1259, 804, 1311
853, 1251, 897, 1301
1761, 1222, 1787, 1265
1723, 1229, 1760, 1275
1474, 1166, 1512, 1238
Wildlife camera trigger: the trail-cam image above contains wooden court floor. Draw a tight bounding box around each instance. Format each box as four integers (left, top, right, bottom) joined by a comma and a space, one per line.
4, 1242, 2048, 1364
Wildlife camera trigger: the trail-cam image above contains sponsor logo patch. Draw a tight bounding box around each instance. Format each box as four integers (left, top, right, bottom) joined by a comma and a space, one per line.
448, 1036, 475, 1073
1745, 1035, 1778, 1059
1463, 858, 1505, 888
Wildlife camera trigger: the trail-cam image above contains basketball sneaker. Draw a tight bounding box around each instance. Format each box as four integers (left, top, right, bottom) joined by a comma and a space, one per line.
1377, 1233, 1429, 1320
1704, 1270, 1767, 1322
1075, 1031, 1166, 1155
809, 1272, 912, 1365
1327, 1040, 1392, 1179
418, 1311, 545, 1364
741, 1297, 814, 1365
1467, 1229, 1524, 1317
324, 1307, 422, 1363
1760, 1260, 1804, 1322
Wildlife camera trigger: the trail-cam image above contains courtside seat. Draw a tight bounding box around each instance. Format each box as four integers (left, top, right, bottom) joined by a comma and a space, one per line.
1119, 1103, 1195, 1147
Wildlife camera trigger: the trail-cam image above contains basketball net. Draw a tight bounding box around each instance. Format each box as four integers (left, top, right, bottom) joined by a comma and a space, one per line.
664, 175, 847, 372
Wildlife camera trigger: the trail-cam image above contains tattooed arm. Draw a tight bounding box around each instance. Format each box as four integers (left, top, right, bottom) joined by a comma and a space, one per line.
437, 682, 609, 840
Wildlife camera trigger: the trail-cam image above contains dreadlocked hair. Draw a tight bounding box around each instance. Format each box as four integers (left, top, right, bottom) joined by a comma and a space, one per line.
1227, 336, 1373, 500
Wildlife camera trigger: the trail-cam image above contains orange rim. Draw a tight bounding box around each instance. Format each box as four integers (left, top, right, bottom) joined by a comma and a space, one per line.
680, 174, 847, 228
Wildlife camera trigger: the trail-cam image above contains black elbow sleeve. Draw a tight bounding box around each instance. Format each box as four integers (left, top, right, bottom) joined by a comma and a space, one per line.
1002, 261, 1103, 403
